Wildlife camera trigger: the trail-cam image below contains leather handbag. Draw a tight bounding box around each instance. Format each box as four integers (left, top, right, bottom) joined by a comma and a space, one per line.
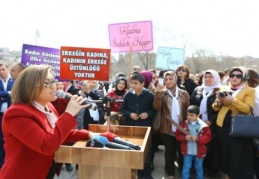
229, 107, 259, 138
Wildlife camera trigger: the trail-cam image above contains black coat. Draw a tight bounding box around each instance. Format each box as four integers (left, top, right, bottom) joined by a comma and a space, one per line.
177, 78, 198, 97
191, 86, 219, 125
67, 85, 80, 95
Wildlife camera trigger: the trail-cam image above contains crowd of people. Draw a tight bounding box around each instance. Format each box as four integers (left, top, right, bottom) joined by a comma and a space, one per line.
0, 62, 258, 179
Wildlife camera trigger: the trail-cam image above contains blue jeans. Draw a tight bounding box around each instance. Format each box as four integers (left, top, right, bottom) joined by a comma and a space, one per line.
182, 154, 204, 179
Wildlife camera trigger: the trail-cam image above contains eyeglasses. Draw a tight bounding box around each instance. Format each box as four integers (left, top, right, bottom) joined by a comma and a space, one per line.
229, 74, 242, 79
177, 68, 187, 72
44, 79, 57, 88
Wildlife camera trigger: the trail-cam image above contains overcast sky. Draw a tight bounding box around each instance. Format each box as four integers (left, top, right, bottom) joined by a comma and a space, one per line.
1, 0, 259, 57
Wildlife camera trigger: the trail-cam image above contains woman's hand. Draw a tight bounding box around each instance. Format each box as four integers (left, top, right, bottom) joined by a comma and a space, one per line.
65, 95, 91, 116
156, 84, 165, 93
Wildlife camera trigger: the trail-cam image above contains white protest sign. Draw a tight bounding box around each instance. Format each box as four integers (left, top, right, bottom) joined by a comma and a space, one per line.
155, 47, 185, 70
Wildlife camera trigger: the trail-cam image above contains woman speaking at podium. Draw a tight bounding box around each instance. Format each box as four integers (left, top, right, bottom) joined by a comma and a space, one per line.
0, 65, 95, 179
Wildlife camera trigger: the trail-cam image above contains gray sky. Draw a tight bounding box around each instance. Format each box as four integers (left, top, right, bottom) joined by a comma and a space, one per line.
1, 0, 259, 57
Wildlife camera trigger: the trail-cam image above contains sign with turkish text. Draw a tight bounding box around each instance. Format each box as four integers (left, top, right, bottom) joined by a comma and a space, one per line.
21, 44, 60, 78
109, 21, 153, 53
155, 47, 185, 70
60, 46, 111, 81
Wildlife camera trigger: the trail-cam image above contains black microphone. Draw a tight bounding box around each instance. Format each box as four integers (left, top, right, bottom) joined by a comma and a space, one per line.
55, 90, 97, 110
92, 136, 134, 150
100, 132, 141, 150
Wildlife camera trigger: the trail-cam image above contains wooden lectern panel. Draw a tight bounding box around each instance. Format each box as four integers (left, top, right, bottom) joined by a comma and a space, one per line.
55, 125, 151, 179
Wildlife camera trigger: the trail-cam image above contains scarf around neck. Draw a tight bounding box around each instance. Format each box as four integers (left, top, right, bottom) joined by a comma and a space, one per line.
33, 101, 57, 128
200, 69, 221, 121
167, 86, 180, 132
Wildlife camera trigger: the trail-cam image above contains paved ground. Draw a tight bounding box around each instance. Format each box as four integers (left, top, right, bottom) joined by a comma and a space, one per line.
54, 145, 226, 179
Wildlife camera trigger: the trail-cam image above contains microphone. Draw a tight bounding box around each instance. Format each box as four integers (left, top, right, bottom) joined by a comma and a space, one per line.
55, 90, 97, 110
100, 132, 141, 150
86, 139, 105, 148
92, 136, 134, 150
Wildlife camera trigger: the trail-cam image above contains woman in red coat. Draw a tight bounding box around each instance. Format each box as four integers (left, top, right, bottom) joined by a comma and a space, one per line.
0, 65, 95, 179
107, 78, 127, 125
107, 77, 128, 112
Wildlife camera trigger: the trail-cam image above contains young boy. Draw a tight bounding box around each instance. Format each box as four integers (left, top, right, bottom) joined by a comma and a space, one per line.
120, 73, 155, 179
176, 105, 211, 179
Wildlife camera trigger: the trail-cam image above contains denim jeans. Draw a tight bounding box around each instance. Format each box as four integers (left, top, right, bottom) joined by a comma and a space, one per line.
182, 154, 204, 179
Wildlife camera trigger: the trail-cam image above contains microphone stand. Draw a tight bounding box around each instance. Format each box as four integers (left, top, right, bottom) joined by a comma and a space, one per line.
87, 96, 123, 133
105, 100, 111, 132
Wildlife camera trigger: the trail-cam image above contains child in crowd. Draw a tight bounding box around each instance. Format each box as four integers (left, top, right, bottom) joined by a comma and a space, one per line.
120, 73, 155, 179
176, 105, 211, 179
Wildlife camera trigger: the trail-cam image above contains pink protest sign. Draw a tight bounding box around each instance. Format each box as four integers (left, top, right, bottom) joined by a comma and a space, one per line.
109, 21, 153, 53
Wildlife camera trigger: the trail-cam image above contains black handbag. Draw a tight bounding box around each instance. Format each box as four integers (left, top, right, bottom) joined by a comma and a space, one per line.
229, 107, 259, 138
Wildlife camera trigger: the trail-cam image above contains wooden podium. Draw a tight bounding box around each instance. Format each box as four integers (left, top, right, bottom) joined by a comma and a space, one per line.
55, 124, 151, 179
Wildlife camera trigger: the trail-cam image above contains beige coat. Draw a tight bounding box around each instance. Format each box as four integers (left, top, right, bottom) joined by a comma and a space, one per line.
153, 89, 190, 136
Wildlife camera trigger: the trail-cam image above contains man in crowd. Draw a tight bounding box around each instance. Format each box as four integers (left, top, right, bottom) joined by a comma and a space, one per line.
0, 63, 14, 168
10, 63, 27, 80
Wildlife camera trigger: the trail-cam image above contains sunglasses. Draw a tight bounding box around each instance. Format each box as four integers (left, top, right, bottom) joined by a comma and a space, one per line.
229, 74, 242, 79
177, 68, 187, 72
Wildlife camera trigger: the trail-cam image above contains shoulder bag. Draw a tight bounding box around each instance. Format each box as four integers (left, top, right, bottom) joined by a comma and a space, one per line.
229, 107, 259, 138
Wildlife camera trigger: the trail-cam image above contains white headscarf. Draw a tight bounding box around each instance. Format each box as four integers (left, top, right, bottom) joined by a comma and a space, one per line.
200, 70, 221, 121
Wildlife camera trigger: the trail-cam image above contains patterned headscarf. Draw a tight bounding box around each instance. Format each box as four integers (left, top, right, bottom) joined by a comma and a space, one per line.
230, 66, 249, 82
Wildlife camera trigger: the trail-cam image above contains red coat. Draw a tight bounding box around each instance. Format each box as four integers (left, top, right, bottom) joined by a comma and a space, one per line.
175, 119, 211, 158
107, 90, 127, 112
0, 103, 90, 179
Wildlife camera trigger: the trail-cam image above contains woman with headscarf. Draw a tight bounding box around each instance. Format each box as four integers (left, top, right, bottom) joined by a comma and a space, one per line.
190, 69, 221, 177
153, 71, 190, 179
212, 67, 255, 179
139, 70, 158, 170
139, 70, 157, 94
107, 78, 128, 125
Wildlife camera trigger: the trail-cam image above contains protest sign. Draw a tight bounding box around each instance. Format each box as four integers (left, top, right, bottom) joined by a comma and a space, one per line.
60, 46, 111, 81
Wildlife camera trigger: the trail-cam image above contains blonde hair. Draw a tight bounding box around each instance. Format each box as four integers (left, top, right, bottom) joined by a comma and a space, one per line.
11, 65, 53, 105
